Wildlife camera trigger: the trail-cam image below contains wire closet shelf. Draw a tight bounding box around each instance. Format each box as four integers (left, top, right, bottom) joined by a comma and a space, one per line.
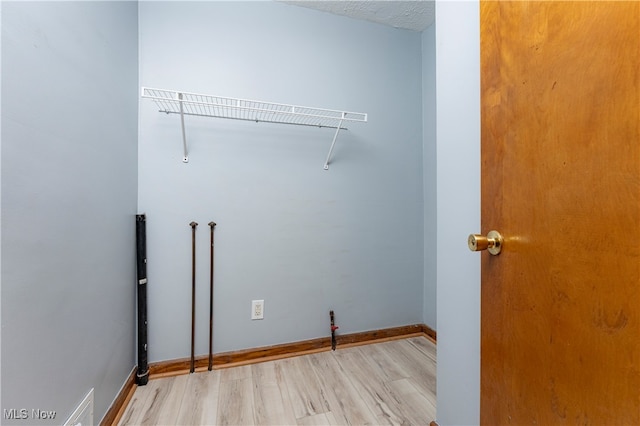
141, 87, 368, 169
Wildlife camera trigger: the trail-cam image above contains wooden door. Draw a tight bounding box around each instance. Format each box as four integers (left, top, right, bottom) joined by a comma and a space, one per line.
480, 1, 640, 424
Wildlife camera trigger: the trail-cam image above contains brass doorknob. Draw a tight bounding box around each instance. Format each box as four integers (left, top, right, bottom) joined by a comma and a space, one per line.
468, 230, 503, 255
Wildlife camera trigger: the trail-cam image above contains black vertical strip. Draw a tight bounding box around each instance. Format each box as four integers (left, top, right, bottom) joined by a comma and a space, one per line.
189, 221, 198, 373
135, 214, 149, 385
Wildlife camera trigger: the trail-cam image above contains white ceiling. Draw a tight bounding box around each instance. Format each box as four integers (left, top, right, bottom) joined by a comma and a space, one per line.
283, 1, 435, 32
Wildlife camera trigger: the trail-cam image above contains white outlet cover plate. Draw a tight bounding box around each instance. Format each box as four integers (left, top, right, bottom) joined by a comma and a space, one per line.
251, 300, 264, 320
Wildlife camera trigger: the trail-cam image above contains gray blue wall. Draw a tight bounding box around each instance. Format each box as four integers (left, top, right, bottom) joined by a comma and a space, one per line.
138, 1, 426, 362
435, 1, 481, 424
1, 2, 138, 424
422, 21, 437, 331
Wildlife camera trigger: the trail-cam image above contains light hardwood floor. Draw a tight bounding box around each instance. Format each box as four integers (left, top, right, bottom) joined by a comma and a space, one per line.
118, 336, 436, 425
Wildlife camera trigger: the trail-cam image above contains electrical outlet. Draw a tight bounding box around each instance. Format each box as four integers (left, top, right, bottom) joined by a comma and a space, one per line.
251, 300, 264, 320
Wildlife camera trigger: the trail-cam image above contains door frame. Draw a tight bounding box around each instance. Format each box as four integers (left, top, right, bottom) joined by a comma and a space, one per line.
434, 1, 482, 425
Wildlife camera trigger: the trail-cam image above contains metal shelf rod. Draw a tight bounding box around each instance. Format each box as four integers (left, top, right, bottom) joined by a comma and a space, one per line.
324, 117, 344, 170
178, 93, 189, 163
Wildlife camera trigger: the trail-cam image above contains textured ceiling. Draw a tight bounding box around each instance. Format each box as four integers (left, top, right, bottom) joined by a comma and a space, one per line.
283, 1, 435, 32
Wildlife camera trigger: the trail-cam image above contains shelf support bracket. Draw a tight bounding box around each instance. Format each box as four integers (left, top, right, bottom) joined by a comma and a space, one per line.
178, 93, 189, 163
323, 116, 344, 170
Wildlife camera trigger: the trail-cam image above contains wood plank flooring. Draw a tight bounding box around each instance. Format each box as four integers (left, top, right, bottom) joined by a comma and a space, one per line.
118, 336, 436, 425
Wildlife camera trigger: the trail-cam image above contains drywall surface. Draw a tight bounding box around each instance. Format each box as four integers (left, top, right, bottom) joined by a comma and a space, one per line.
138, 1, 424, 361
1, 2, 138, 424
435, 1, 481, 424
0, 1, 4, 416
422, 22, 437, 330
